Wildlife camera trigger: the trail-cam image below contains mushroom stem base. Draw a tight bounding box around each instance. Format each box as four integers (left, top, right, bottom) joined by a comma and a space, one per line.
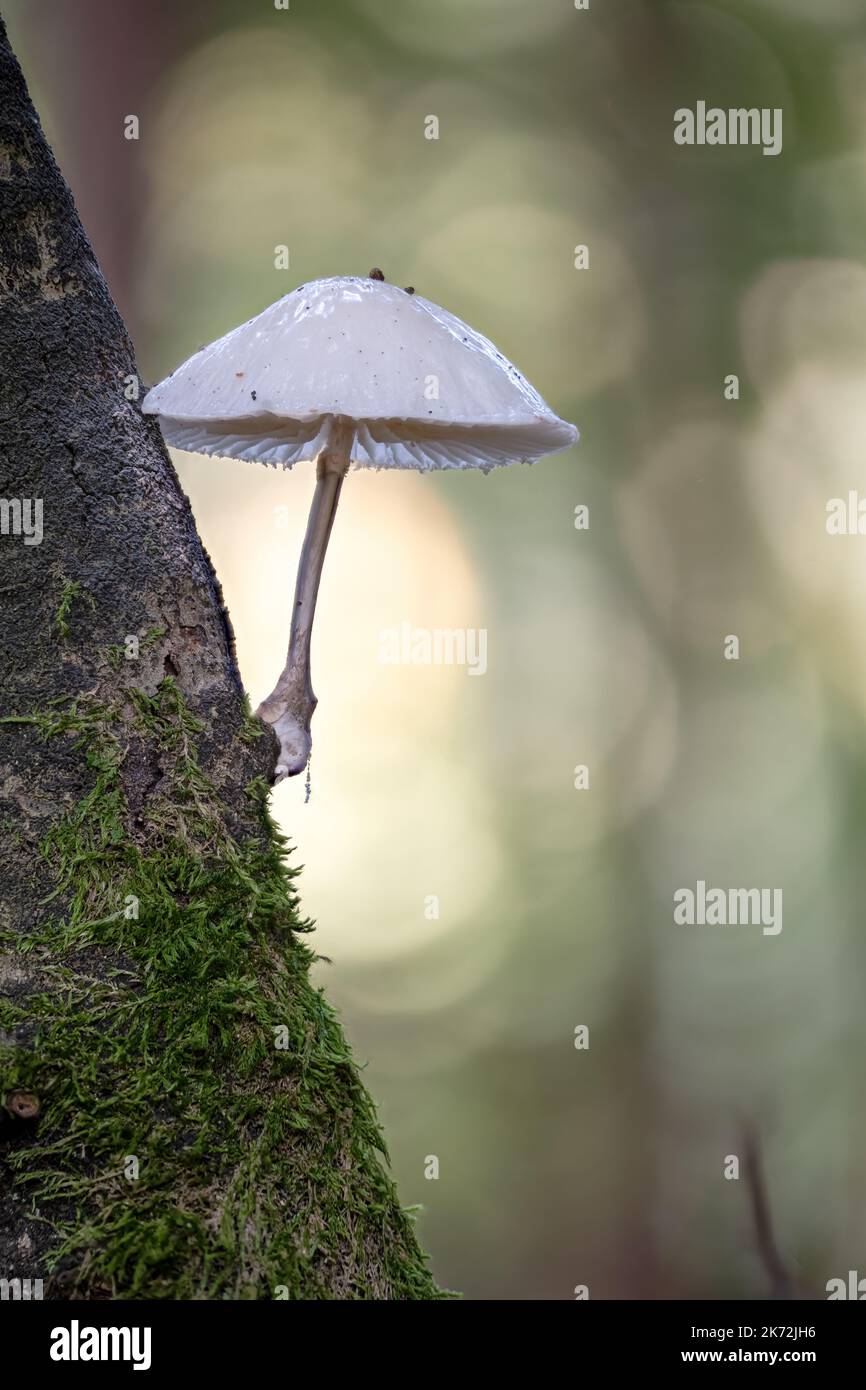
256, 418, 352, 782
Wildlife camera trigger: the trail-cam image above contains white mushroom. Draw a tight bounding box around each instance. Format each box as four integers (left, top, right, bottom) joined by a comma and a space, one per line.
142, 271, 578, 782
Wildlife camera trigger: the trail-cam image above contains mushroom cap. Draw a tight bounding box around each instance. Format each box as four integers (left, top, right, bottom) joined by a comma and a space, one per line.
142, 277, 578, 471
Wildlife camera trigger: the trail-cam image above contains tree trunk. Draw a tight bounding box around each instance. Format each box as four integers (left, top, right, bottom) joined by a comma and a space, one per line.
0, 17, 439, 1300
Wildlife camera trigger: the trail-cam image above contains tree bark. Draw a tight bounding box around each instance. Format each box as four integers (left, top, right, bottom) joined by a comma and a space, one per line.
0, 16, 439, 1300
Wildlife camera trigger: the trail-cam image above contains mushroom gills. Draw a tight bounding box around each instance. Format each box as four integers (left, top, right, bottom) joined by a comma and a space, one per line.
157, 413, 573, 472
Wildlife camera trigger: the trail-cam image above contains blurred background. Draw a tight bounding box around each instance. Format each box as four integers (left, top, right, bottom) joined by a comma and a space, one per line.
9, 0, 866, 1298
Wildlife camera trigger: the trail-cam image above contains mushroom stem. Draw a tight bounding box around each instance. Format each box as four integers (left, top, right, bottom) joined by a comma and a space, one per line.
257, 417, 353, 781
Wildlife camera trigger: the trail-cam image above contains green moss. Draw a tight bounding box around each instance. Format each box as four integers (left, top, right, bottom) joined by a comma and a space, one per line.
51, 576, 93, 640
0, 679, 443, 1300
239, 696, 265, 746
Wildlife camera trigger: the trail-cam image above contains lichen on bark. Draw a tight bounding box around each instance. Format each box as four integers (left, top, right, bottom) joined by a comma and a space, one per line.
0, 16, 440, 1300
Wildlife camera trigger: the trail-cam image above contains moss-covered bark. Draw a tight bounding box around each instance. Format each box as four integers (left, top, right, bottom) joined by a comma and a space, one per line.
0, 16, 439, 1299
